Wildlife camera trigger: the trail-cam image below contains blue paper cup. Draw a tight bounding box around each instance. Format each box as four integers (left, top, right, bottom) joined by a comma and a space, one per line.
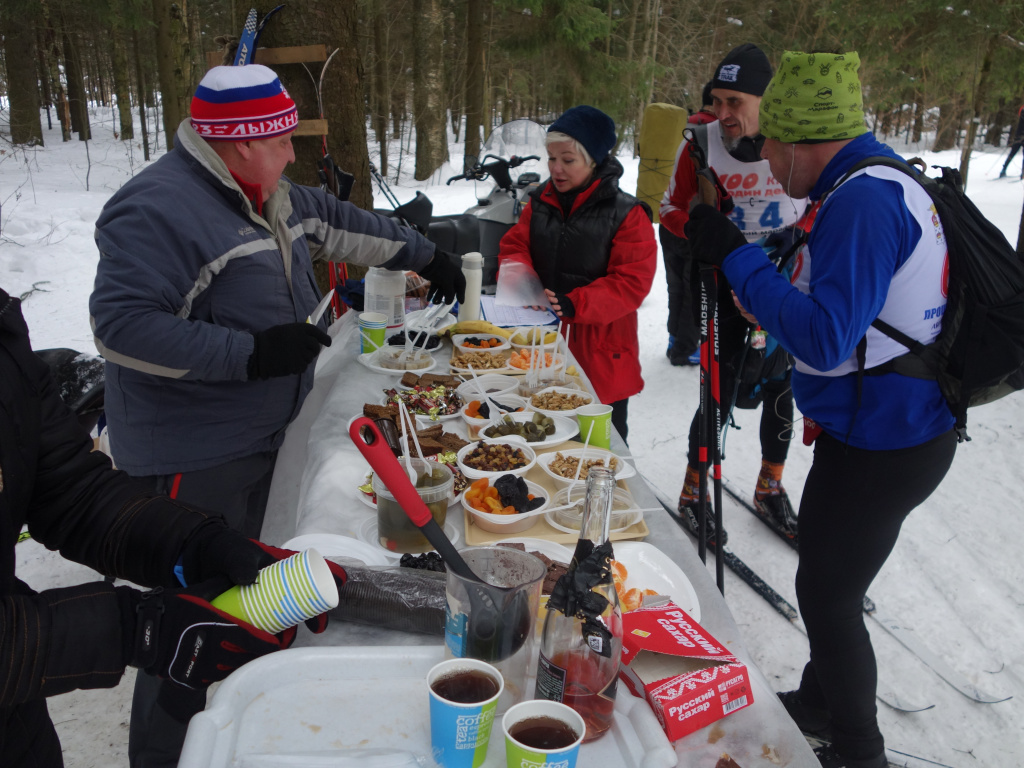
502, 700, 585, 768
428, 659, 504, 768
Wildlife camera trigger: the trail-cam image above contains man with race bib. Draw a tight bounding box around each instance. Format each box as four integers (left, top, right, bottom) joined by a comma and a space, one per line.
660, 43, 808, 545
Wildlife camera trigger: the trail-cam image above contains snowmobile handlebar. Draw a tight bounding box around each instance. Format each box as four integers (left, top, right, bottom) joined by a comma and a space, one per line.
446, 154, 541, 189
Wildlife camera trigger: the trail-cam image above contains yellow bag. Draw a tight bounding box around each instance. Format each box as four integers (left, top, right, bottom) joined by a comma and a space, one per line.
636, 103, 688, 223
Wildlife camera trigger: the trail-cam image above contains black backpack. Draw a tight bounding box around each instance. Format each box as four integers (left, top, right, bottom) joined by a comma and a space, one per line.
828, 156, 1024, 441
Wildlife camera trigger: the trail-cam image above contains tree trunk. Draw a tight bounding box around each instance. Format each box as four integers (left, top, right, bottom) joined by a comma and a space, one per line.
932, 101, 958, 152
151, 0, 194, 149
62, 28, 91, 141
463, 0, 486, 162
259, 1, 372, 210
1, 4, 44, 146
413, 0, 448, 180
111, 8, 135, 140
912, 101, 923, 144
984, 97, 1008, 146
36, 31, 53, 130
959, 34, 999, 185
372, 9, 390, 175
133, 28, 151, 161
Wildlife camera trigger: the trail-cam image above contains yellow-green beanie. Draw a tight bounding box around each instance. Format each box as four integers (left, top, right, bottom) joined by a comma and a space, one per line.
759, 51, 869, 143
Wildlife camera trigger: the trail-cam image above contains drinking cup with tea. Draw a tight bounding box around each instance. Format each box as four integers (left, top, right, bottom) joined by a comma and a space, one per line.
427, 658, 504, 768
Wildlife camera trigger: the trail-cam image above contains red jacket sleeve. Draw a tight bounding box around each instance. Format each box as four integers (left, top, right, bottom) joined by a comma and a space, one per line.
659, 141, 699, 239
567, 205, 657, 324
496, 200, 535, 272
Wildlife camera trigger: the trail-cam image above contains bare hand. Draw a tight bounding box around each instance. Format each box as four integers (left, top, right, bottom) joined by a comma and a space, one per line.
732, 290, 757, 324
543, 289, 563, 317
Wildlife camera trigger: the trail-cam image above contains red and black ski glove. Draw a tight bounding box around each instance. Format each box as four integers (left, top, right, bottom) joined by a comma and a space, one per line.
248, 540, 348, 634
119, 581, 296, 690
685, 203, 748, 269
179, 528, 347, 635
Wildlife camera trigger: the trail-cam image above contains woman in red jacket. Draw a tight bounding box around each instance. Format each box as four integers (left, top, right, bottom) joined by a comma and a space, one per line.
497, 105, 657, 440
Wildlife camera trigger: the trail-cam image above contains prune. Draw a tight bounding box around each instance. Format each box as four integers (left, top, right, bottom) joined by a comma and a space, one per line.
400, 552, 447, 572
493, 473, 545, 514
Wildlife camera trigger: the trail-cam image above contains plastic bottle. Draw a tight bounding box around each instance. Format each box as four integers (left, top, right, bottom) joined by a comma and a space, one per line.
457, 252, 483, 322
534, 466, 623, 742
364, 266, 406, 336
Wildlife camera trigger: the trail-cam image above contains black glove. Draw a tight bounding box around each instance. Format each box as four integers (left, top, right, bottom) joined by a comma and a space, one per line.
763, 227, 803, 263
552, 293, 576, 319
248, 322, 331, 380
418, 251, 467, 304
179, 522, 267, 587
120, 581, 296, 689
684, 204, 748, 269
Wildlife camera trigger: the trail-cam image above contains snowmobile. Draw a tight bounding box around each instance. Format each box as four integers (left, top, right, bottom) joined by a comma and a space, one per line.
373, 119, 548, 289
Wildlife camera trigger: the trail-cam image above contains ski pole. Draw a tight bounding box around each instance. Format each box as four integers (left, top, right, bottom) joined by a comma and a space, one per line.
709, 271, 725, 595
696, 268, 711, 566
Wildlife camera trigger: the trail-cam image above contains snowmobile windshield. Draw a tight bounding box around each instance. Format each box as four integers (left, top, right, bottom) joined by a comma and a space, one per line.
479, 119, 547, 177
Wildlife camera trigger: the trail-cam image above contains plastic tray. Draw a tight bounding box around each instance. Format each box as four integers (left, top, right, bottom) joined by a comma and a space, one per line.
179, 646, 677, 768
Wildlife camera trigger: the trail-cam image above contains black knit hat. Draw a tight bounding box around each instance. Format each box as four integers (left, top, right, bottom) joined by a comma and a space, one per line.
711, 44, 773, 97
701, 81, 714, 108
548, 105, 617, 165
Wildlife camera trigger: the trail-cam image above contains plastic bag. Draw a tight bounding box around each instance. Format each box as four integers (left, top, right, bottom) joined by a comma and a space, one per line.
495, 260, 548, 308
331, 564, 446, 636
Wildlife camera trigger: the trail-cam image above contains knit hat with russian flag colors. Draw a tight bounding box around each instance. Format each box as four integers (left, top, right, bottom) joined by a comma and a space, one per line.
190, 65, 298, 140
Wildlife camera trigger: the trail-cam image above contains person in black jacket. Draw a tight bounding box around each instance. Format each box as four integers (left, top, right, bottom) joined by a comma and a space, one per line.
0, 287, 340, 767
999, 104, 1024, 178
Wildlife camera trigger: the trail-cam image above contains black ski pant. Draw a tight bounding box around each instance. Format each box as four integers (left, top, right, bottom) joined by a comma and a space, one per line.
610, 398, 629, 445
127, 450, 278, 768
1001, 139, 1024, 176
795, 429, 957, 761
685, 315, 793, 470
660, 224, 700, 356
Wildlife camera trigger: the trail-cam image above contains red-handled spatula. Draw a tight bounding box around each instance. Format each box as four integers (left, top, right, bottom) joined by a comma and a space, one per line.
350, 416, 532, 661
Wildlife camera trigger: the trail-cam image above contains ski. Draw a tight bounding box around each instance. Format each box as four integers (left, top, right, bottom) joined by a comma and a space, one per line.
718, 480, 933, 713
863, 608, 1012, 705
804, 733, 956, 768
233, 5, 285, 66
233, 9, 258, 66
724, 479, 1010, 705
645, 477, 799, 622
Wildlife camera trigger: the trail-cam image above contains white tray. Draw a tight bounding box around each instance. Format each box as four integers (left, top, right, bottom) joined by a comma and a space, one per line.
179, 646, 676, 768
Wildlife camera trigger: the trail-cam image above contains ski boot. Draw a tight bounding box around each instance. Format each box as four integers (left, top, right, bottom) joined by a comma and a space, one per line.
753, 490, 798, 538
809, 743, 890, 768
777, 690, 831, 740
677, 501, 728, 548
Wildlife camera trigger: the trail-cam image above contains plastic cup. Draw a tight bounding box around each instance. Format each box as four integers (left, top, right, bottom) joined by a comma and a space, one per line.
210, 549, 339, 634
373, 459, 453, 553
428, 658, 504, 768
359, 311, 388, 353
575, 403, 614, 450
502, 699, 585, 768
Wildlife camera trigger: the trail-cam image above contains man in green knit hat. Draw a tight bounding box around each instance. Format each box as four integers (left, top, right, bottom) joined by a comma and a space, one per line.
684, 50, 958, 768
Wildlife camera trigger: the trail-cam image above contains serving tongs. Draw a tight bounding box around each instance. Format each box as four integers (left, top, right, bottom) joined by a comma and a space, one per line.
349, 416, 532, 661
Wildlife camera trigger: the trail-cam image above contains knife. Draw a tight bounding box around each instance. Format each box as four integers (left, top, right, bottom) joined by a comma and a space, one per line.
306, 292, 335, 326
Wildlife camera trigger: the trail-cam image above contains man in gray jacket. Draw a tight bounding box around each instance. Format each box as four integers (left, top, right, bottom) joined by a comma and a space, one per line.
90, 64, 463, 767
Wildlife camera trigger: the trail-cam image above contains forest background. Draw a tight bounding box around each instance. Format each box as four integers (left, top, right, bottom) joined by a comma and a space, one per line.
3, 0, 1024, 221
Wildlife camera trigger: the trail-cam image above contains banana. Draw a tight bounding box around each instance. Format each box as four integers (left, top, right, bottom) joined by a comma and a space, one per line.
444, 320, 513, 339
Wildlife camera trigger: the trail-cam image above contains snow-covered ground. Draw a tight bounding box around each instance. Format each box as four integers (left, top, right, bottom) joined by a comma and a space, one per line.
4, 108, 1023, 767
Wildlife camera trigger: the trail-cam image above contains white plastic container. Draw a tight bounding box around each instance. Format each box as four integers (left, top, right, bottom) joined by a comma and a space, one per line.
364, 266, 406, 336
457, 252, 483, 322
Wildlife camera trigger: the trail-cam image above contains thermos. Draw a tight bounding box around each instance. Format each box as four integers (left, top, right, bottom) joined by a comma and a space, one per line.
457, 252, 484, 322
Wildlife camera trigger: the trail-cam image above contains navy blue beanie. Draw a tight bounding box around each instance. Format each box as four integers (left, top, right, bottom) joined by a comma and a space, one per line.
548, 105, 617, 165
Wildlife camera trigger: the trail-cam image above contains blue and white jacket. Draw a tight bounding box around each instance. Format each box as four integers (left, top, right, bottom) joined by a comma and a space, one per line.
722, 133, 954, 450
91, 121, 435, 475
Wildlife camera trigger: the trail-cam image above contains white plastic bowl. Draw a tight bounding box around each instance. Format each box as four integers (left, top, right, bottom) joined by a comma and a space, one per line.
451, 333, 512, 352
526, 386, 594, 418
507, 350, 565, 375
478, 410, 578, 448
455, 374, 521, 402
459, 395, 529, 439
546, 485, 641, 534
535, 447, 633, 488
462, 477, 551, 533
456, 438, 537, 480
508, 326, 560, 350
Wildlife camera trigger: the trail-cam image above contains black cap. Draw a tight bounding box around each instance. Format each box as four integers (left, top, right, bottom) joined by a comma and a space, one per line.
711, 44, 773, 97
